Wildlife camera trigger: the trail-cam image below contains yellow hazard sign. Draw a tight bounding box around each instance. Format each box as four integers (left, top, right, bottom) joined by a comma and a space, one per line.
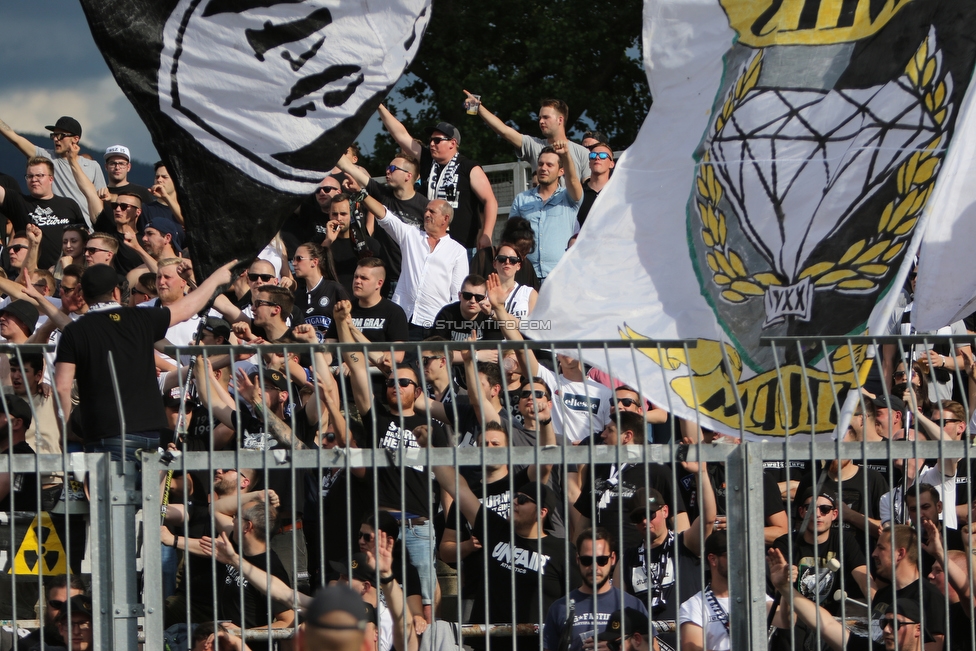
9, 512, 69, 575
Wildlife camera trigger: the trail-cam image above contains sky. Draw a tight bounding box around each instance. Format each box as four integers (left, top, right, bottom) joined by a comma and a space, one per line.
0, 1, 391, 166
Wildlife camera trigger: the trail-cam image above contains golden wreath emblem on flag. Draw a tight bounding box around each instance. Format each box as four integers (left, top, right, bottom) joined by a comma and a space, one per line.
636, 0, 967, 436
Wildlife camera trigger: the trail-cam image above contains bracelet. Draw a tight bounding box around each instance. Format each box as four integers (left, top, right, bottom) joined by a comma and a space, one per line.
172, 535, 180, 549
380, 574, 395, 585
539, 417, 552, 425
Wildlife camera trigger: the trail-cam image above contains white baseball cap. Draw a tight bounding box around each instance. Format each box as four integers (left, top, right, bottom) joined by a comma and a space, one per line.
104, 145, 130, 162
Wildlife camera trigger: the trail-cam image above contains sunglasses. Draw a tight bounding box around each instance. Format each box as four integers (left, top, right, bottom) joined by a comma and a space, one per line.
293, 255, 310, 263
387, 164, 410, 175
85, 246, 112, 255
514, 493, 535, 505
461, 291, 486, 302
358, 531, 374, 541
802, 503, 834, 515
316, 186, 340, 194
386, 377, 418, 389
7, 244, 28, 253
248, 273, 275, 282
519, 389, 547, 400
252, 299, 279, 309
50, 133, 74, 142
132, 287, 150, 297
494, 255, 520, 265
430, 136, 453, 144
47, 599, 67, 610
61, 284, 81, 294
112, 202, 137, 211
579, 555, 611, 567
607, 636, 631, 651
422, 355, 444, 366
612, 397, 640, 408
589, 152, 612, 160
629, 509, 661, 523
880, 618, 915, 631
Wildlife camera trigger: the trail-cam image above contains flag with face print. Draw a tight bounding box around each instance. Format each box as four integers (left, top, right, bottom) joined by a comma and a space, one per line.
79, 0, 430, 273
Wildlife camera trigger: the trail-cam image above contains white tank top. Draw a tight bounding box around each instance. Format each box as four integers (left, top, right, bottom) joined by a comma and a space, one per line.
504, 284, 533, 318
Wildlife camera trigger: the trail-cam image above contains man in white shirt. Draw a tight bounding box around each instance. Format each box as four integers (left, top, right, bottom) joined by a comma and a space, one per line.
359, 179, 467, 339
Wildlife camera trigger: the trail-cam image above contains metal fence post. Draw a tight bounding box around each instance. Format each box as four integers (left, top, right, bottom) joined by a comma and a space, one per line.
86, 452, 114, 649
142, 452, 163, 650
726, 443, 768, 650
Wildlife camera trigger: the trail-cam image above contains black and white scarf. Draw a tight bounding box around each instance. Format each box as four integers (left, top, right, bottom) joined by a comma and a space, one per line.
427, 153, 461, 208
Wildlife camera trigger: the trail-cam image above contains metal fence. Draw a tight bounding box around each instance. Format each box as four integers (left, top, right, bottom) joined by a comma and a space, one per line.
1, 336, 973, 650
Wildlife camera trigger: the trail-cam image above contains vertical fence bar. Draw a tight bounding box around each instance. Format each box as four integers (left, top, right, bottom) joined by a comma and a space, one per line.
726, 443, 767, 650
142, 452, 163, 650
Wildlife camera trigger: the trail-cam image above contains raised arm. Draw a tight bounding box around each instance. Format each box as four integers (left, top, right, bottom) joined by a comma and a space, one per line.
469, 166, 498, 250
167, 260, 237, 326
767, 548, 847, 651
334, 300, 373, 416
464, 90, 523, 149
553, 141, 583, 203
23, 224, 42, 274
486, 273, 538, 376
335, 152, 372, 189
378, 104, 422, 159
202, 532, 309, 608
368, 531, 419, 651
682, 458, 716, 556
235, 369, 306, 450
0, 117, 36, 158
420, 426, 482, 527
65, 144, 104, 218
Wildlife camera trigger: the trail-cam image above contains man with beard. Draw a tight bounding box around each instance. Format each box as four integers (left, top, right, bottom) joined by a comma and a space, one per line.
679, 531, 774, 651
771, 489, 871, 651
543, 528, 647, 651
321, 191, 384, 295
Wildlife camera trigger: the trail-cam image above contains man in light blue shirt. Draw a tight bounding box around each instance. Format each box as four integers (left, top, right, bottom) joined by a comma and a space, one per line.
509, 142, 583, 278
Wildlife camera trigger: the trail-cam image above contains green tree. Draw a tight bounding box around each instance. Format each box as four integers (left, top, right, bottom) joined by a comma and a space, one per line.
362, 0, 649, 170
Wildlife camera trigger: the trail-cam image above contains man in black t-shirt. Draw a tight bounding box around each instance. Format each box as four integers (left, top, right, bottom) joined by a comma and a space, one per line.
280, 175, 342, 258
430, 447, 579, 649
621, 487, 714, 651
870, 524, 946, 651
322, 192, 384, 295
432, 274, 501, 347
0, 396, 39, 513
0, 157, 85, 269
218, 499, 293, 651
377, 108, 499, 251
576, 411, 690, 553
325, 257, 408, 346
337, 299, 449, 620
54, 262, 234, 455
771, 489, 871, 651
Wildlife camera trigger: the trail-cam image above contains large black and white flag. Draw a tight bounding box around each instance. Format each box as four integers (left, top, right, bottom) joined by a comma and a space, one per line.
78, 0, 430, 273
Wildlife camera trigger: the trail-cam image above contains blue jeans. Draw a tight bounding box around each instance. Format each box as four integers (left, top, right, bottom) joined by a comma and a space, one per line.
402, 520, 435, 605
83, 432, 160, 462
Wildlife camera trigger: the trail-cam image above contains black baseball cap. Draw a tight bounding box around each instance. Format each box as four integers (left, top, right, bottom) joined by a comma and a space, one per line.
628, 487, 667, 522
516, 481, 557, 515
249, 368, 288, 392
0, 395, 33, 429
0, 300, 39, 335
426, 122, 460, 145
329, 552, 374, 583
597, 608, 650, 642
304, 584, 369, 631
145, 217, 185, 254
884, 598, 934, 642
55, 595, 93, 622
81, 264, 119, 302
45, 116, 82, 137
704, 530, 727, 558
872, 395, 905, 411
203, 317, 231, 340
